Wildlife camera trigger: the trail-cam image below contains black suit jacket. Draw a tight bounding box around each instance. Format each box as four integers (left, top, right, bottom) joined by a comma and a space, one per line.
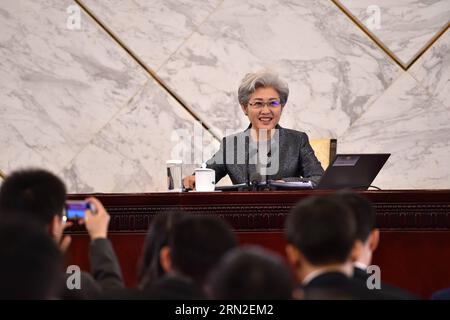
89, 238, 124, 291
141, 273, 205, 300
353, 266, 418, 300
302, 271, 392, 300
432, 288, 450, 300
98, 273, 205, 300
206, 125, 324, 187
61, 238, 124, 299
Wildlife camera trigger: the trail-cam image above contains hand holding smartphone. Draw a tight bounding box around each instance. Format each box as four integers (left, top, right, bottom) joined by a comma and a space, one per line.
64, 200, 97, 221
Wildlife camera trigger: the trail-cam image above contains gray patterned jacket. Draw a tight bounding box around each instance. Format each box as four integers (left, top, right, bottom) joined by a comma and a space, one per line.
206, 125, 324, 187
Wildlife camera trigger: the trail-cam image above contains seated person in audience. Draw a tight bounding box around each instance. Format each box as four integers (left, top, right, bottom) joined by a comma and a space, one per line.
431, 287, 450, 300
0, 169, 71, 250
284, 196, 390, 299
0, 220, 63, 299
139, 216, 237, 299
100, 211, 190, 299
183, 70, 324, 190
332, 192, 418, 299
0, 168, 123, 299
208, 246, 293, 299
137, 210, 188, 290
79, 197, 124, 294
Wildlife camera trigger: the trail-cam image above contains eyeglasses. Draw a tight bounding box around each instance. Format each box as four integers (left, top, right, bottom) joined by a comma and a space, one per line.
248, 100, 281, 109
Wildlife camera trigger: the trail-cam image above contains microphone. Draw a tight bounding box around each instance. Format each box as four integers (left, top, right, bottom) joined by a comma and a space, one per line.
249, 172, 262, 191
257, 139, 271, 185
245, 135, 250, 189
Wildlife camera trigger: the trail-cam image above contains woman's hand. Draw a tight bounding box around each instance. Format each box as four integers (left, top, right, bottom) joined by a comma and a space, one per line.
183, 175, 195, 190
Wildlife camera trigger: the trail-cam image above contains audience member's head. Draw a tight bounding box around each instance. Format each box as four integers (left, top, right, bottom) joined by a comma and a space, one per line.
331, 192, 379, 267
168, 216, 237, 285
138, 210, 188, 289
284, 196, 357, 283
208, 246, 293, 299
0, 220, 63, 299
0, 169, 67, 242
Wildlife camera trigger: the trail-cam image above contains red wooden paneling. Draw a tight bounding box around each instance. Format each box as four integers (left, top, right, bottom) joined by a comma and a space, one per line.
65, 190, 450, 298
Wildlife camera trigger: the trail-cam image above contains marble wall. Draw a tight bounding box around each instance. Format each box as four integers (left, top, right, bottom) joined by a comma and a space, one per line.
339, 0, 450, 66
1, 0, 449, 191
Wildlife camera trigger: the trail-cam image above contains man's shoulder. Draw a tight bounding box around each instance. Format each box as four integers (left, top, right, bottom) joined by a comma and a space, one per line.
148, 274, 205, 299
353, 266, 369, 281
353, 267, 418, 300
432, 288, 450, 300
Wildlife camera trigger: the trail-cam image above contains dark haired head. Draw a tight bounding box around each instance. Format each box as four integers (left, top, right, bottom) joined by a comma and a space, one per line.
138, 210, 188, 288
209, 246, 293, 299
0, 169, 66, 227
285, 196, 356, 265
331, 192, 376, 242
0, 220, 63, 299
170, 216, 237, 285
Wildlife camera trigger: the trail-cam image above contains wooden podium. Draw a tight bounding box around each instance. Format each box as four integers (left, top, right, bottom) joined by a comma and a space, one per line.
66, 190, 450, 298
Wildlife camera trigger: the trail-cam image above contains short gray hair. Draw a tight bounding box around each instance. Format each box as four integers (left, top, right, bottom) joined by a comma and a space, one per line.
238, 70, 289, 107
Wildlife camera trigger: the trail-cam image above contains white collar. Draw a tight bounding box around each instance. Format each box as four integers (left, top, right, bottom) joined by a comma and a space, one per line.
302, 269, 329, 285
302, 265, 353, 285
354, 262, 368, 271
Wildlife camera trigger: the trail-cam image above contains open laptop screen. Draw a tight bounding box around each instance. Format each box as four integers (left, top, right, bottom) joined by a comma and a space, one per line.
317, 154, 390, 190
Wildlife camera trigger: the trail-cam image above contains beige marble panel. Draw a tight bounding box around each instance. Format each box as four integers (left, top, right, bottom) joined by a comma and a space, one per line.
338, 0, 450, 65
0, 0, 148, 176
81, 0, 222, 70
409, 29, 450, 108
62, 79, 220, 192
340, 73, 450, 189
158, 0, 402, 139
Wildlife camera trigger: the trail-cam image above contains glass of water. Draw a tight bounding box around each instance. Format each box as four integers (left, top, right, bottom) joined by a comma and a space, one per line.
166, 160, 183, 192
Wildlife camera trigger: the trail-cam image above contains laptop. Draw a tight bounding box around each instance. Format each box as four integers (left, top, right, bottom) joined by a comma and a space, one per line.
316, 153, 390, 190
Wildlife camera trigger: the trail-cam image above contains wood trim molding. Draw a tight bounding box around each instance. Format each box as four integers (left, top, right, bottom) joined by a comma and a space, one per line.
67, 190, 450, 233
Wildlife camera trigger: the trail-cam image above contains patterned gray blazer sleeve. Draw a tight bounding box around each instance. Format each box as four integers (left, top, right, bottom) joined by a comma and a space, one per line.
89, 238, 124, 291
298, 132, 324, 186
283, 132, 324, 187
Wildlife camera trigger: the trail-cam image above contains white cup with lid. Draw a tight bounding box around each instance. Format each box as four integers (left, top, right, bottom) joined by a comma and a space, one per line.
195, 164, 216, 192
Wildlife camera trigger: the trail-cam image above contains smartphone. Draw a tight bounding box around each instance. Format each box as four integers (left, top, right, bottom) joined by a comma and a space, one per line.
64, 200, 94, 220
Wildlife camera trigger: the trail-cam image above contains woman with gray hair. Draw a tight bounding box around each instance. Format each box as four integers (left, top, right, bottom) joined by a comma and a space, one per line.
183, 70, 324, 189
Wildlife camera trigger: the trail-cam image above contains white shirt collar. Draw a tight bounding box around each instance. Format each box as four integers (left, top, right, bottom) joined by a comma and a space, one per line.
302, 266, 354, 285
354, 262, 368, 271
302, 269, 329, 286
